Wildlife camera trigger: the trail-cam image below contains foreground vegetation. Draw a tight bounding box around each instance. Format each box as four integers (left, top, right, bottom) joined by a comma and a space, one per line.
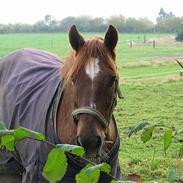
0, 33, 183, 182
116, 82, 183, 182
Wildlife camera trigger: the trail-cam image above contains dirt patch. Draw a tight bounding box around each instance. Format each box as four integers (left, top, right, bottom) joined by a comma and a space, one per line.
122, 56, 183, 68
122, 60, 180, 68
146, 38, 176, 43
159, 55, 183, 59
120, 75, 183, 85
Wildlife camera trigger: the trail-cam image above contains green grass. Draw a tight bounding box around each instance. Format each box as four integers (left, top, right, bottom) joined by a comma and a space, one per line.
120, 65, 180, 78
115, 82, 183, 182
117, 33, 183, 64
0, 33, 69, 57
0, 33, 183, 182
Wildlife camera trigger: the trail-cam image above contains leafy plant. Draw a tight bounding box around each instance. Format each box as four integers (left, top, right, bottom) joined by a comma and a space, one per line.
164, 129, 173, 154
128, 121, 182, 156
168, 168, 177, 183
0, 124, 45, 151
128, 121, 183, 182
176, 31, 183, 42
76, 163, 111, 183
43, 144, 84, 183
127, 121, 149, 138
0, 122, 132, 183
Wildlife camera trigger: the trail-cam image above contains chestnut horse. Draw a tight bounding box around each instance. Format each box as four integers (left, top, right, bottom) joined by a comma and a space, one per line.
0, 25, 123, 182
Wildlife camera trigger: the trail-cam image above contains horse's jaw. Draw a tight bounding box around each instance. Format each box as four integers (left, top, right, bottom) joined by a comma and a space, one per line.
83, 140, 113, 164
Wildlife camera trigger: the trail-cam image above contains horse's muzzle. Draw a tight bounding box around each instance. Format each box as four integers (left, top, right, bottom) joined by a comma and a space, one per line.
76, 135, 102, 157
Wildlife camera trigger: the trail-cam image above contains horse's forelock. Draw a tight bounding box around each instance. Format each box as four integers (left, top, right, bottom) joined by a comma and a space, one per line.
62, 38, 117, 84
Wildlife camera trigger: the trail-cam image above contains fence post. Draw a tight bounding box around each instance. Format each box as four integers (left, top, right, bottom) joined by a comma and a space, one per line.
144, 35, 146, 43
180, 70, 183, 77
153, 40, 155, 48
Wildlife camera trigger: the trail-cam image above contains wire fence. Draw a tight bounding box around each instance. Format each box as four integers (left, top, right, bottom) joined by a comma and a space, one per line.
127, 39, 183, 49
121, 70, 180, 80
120, 71, 183, 85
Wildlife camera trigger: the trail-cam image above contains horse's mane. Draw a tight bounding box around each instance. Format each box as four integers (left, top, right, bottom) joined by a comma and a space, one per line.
61, 37, 118, 83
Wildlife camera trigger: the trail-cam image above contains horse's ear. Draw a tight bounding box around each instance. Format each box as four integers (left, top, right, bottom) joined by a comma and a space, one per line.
69, 25, 85, 52
104, 25, 118, 53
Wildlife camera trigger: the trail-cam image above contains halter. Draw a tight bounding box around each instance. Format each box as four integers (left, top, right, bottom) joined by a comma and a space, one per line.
71, 79, 123, 129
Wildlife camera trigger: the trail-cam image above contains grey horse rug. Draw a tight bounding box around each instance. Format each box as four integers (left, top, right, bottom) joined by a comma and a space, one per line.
0, 48, 120, 183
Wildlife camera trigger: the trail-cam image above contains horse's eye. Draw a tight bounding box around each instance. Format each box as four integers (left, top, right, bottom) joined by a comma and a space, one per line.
108, 75, 117, 86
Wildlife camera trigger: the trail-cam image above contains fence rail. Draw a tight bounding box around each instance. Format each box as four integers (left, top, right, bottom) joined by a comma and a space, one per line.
128, 40, 183, 49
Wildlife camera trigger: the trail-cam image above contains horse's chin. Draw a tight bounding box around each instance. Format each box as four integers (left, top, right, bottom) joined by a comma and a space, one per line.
84, 149, 108, 164
84, 155, 101, 164
83, 144, 110, 164
82, 149, 100, 163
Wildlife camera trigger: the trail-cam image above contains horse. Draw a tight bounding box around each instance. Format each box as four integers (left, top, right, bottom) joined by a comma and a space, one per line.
0, 25, 123, 182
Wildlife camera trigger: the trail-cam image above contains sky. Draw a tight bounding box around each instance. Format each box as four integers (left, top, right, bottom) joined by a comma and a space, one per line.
0, 0, 182, 24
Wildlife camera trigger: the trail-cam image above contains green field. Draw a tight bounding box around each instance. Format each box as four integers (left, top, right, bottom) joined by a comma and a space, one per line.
0, 33, 183, 182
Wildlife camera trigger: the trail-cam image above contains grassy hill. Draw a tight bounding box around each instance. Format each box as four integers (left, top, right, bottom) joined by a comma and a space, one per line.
0, 33, 183, 182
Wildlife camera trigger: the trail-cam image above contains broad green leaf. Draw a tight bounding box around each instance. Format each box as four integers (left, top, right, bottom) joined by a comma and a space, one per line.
14, 127, 30, 141
0, 122, 7, 130
1, 134, 15, 151
168, 168, 176, 183
85, 163, 111, 175
14, 127, 45, 141
164, 130, 173, 153
76, 163, 111, 183
56, 144, 85, 157
35, 133, 45, 141
76, 164, 99, 183
179, 144, 183, 158
42, 148, 67, 183
24, 127, 45, 141
127, 121, 149, 137
141, 127, 154, 143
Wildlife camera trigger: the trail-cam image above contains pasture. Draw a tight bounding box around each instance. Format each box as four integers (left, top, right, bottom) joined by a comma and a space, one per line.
0, 33, 183, 182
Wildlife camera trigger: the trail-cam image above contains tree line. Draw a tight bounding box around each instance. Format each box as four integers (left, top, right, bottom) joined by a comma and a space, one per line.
0, 8, 183, 34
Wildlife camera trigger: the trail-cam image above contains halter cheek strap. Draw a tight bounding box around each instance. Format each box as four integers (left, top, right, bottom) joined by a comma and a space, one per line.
116, 79, 124, 99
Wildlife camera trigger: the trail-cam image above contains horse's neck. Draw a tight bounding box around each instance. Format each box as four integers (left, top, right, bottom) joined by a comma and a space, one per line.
56, 83, 116, 147
56, 83, 77, 144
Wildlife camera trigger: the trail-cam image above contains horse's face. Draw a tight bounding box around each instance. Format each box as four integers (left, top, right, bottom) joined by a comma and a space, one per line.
68, 25, 118, 160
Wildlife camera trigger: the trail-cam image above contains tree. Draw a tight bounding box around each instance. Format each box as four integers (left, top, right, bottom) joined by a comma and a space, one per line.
107, 15, 126, 32
74, 15, 92, 32
176, 31, 183, 42
44, 14, 55, 26
60, 16, 77, 32
157, 8, 168, 22
88, 17, 106, 32
157, 8, 175, 22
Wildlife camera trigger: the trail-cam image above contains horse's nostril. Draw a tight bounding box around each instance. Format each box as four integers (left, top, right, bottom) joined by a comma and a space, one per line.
95, 136, 101, 148
76, 135, 102, 150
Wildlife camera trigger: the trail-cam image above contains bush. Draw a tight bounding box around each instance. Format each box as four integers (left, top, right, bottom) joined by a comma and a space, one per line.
175, 31, 183, 42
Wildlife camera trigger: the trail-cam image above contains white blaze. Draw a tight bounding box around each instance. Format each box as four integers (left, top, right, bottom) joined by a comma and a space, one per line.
85, 58, 100, 108
85, 58, 100, 80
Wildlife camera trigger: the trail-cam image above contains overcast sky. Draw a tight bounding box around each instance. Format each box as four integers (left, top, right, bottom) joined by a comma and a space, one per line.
0, 0, 182, 24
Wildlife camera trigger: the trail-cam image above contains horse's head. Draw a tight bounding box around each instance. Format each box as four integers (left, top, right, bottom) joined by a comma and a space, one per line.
65, 25, 121, 160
